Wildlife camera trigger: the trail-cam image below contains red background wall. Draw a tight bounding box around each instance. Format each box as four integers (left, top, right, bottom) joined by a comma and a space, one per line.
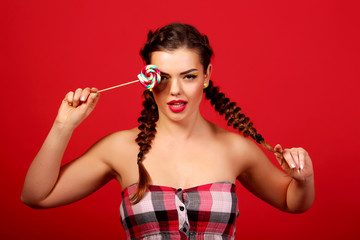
1, 0, 359, 239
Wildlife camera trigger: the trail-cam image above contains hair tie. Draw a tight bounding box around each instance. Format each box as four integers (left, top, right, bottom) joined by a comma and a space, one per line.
254, 133, 264, 144
137, 152, 143, 164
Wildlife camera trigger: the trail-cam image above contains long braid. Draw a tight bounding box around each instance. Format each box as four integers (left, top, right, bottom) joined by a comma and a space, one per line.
204, 80, 284, 163
131, 90, 158, 204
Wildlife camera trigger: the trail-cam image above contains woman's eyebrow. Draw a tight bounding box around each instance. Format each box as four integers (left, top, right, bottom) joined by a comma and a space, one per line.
160, 68, 199, 76
160, 72, 169, 76
180, 68, 198, 75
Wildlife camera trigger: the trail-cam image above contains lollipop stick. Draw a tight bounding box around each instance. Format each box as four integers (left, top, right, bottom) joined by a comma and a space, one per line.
98, 80, 139, 93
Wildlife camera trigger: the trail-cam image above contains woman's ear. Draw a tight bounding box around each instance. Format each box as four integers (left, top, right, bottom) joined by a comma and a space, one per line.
204, 63, 213, 83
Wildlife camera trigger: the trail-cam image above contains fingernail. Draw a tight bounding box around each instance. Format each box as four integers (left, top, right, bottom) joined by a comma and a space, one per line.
80, 96, 85, 101
297, 169, 300, 174
290, 163, 296, 168
300, 163, 304, 170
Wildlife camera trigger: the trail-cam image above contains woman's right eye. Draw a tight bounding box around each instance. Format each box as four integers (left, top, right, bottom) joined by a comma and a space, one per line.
161, 76, 168, 81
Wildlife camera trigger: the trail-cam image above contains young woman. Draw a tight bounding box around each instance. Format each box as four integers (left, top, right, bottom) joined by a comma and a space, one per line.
21, 22, 315, 239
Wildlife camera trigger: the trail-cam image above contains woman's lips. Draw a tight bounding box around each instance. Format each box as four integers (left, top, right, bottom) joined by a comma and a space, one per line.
167, 100, 187, 113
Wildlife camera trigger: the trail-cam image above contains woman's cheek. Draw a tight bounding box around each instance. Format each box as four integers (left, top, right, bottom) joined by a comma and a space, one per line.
188, 84, 204, 102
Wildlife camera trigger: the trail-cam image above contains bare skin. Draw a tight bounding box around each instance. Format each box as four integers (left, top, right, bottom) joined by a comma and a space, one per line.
21, 48, 315, 213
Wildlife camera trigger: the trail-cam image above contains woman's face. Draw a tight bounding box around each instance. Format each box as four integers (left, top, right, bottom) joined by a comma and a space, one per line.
150, 48, 212, 123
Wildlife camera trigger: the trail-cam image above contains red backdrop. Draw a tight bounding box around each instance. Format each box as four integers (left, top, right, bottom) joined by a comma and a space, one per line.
1, 0, 359, 239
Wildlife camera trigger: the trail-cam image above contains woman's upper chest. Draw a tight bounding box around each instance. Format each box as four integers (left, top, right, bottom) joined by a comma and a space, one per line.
141, 135, 242, 188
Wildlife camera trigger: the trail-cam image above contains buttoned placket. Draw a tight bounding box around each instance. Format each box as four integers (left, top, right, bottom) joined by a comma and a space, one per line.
175, 188, 190, 238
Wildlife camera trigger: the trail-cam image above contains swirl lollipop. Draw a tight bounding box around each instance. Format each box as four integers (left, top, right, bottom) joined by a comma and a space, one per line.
98, 65, 161, 93
138, 65, 161, 91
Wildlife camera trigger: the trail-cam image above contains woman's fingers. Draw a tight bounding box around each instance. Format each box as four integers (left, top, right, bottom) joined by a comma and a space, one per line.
66, 91, 74, 105
290, 150, 300, 170
88, 92, 100, 111
283, 149, 297, 169
90, 87, 98, 93
57, 87, 99, 129
65, 88, 97, 107
299, 150, 306, 170
279, 147, 309, 172
73, 88, 83, 107
274, 144, 283, 153
80, 91, 100, 115
274, 145, 313, 180
80, 87, 91, 103
274, 144, 286, 166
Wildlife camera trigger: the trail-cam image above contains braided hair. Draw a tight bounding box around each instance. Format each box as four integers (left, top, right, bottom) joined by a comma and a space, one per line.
131, 22, 282, 204
131, 90, 158, 203
203, 81, 282, 158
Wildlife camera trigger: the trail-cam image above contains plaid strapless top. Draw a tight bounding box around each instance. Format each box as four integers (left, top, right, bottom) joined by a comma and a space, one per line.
120, 181, 239, 239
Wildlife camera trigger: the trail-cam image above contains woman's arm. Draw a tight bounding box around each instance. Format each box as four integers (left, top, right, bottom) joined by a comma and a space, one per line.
236, 138, 315, 213
274, 144, 315, 213
21, 87, 115, 208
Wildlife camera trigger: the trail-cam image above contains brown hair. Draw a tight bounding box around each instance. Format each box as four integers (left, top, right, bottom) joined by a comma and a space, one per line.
131, 22, 282, 204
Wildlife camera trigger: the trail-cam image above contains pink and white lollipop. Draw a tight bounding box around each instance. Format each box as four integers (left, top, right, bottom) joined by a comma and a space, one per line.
138, 65, 161, 91
98, 65, 161, 93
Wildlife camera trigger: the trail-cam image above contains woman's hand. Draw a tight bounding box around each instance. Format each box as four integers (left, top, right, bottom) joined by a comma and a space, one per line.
55, 87, 100, 129
274, 144, 314, 182
21, 87, 105, 208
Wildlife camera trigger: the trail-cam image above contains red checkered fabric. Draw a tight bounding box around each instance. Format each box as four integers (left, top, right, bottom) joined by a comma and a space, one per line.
120, 182, 239, 239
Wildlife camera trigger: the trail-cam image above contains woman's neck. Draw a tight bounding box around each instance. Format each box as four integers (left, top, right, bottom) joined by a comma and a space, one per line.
155, 111, 209, 140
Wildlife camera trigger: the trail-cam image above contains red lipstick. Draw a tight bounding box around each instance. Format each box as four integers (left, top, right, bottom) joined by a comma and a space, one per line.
167, 100, 187, 113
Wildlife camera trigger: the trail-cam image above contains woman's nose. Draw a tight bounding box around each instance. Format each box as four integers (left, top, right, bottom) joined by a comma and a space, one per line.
169, 78, 182, 96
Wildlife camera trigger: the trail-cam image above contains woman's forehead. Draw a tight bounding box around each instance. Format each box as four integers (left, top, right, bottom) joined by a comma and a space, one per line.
150, 48, 203, 74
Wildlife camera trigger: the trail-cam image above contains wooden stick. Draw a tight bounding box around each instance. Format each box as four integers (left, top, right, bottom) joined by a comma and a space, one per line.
97, 80, 139, 93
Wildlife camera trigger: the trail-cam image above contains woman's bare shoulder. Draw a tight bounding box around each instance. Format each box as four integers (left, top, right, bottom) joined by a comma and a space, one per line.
103, 127, 139, 144
88, 127, 140, 182
210, 123, 251, 146
210, 123, 264, 166
106, 127, 139, 150
87, 127, 139, 162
